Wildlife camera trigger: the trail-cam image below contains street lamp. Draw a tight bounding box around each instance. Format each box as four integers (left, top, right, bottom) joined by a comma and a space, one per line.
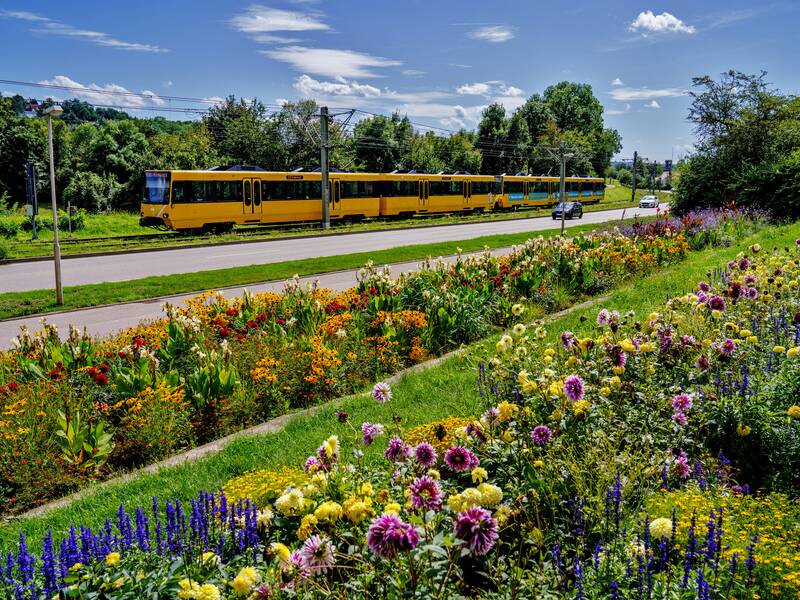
44, 104, 64, 305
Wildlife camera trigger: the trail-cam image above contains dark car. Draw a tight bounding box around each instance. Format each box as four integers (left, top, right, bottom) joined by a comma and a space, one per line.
551, 201, 583, 220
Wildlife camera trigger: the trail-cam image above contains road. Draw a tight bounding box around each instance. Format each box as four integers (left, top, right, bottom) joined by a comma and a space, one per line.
0, 205, 662, 294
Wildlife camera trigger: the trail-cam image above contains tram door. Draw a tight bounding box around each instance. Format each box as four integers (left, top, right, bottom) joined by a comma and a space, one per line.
462, 181, 471, 208
418, 180, 428, 210
242, 178, 262, 218
330, 180, 341, 219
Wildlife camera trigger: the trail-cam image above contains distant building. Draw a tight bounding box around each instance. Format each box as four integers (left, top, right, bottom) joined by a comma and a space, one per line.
23, 102, 39, 118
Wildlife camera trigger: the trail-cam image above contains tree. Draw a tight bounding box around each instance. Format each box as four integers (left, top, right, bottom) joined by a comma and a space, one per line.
351, 113, 412, 172
203, 96, 280, 168
505, 111, 531, 174
477, 103, 509, 175
543, 82, 604, 136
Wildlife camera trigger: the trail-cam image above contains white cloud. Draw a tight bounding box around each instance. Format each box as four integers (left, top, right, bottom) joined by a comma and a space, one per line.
645, 100, 661, 109
457, 82, 491, 95
0, 9, 167, 52
456, 81, 524, 97
164, 80, 173, 88
38, 75, 166, 108
628, 11, 696, 34
202, 96, 226, 105
251, 33, 304, 43
468, 25, 514, 43
402, 69, 425, 77
611, 78, 624, 86
230, 5, 328, 34
609, 86, 688, 101
261, 46, 401, 78
605, 103, 631, 115
294, 74, 381, 98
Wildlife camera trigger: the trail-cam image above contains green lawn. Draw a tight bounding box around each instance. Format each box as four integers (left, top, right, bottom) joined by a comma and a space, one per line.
0, 216, 651, 320
1, 187, 663, 259
4, 219, 796, 550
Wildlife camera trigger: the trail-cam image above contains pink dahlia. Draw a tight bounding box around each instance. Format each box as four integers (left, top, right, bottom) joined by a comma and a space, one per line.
444, 446, 479, 472
531, 425, 552, 446
563, 375, 585, 402
384, 437, 410, 462
372, 382, 392, 403
454, 507, 499, 556
413, 442, 437, 467
366, 514, 420, 559
299, 535, 336, 573
409, 475, 443, 511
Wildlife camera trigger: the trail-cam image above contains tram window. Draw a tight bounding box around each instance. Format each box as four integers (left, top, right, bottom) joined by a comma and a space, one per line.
529, 181, 549, 196
505, 181, 524, 195
430, 181, 460, 195
172, 181, 189, 203
595, 182, 605, 195
472, 181, 491, 195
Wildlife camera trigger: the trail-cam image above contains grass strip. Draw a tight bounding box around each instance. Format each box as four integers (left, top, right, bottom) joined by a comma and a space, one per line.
3, 220, 796, 549
0, 217, 640, 320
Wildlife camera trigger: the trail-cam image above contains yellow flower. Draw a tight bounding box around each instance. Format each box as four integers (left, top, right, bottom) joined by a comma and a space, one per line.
496, 401, 519, 422
275, 487, 306, 515
787, 405, 800, 419
231, 567, 260, 597
612, 366, 625, 376
572, 399, 591, 417
533, 460, 544, 469
427, 468, 441, 479
314, 501, 343, 522
384, 502, 402, 515
359, 482, 374, 497
477, 483, 503, 507
620, 339, 637, 353
269, 543, 291, 565
512, 323, 526, 337
739, 329, 752, 338
736, 423, 752, 437
649, 517, 672, 539
201, 552, 220, 565
198, 584, 221, 600
511, 303, 525, 316
343, 497, 373, 523
773, 345, 786, 354
600, 386, 611, 396
471, 467, 488, 484
747, 336, 758, 344
105, 552, 120, 567
787, 347, 800, 357
323, 435, 339, 458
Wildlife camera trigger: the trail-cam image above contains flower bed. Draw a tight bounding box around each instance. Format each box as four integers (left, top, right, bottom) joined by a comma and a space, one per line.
5, 217, 800, 598
1, 211, 758, 515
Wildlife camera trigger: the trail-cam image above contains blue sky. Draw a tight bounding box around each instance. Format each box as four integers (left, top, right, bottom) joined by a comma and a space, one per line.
1, 1, 798, 161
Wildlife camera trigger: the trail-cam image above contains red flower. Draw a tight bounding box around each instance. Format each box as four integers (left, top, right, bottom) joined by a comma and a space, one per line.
48, 369, 61, 380
7, 382, 18, 392
235, 333, 245, 341
118, 351, 127, 358
225, 307, 239, 317
94, 373, 109, 386
276, 318, 286, 325
132, 336, 146, 348
246, 320, 258, 328
219, 327, 231, 337
99, 363, 110, 373
256, 313, 267, 323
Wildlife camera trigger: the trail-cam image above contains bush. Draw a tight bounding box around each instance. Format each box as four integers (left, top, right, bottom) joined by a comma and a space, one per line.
19, 209, 87, 233
0, 239, 9, 259
0, 216, 22, 238
63, 171, 122, 212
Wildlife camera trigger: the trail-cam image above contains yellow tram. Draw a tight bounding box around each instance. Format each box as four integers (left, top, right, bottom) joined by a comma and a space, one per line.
140, 167, 604, 231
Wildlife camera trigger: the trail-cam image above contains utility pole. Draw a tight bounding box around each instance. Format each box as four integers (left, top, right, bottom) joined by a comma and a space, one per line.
630, 150, 638, 204
545, 142, 575, 236
319, 106, 330, 230
44, 105, 64, 305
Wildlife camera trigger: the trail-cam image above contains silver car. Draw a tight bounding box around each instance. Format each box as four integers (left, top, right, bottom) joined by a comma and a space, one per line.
639, 195, 659, 208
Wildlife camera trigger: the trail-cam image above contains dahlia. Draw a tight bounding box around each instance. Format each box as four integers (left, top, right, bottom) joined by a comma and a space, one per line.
372, 382, 392, 403
299, 535, 336, 573
444, 446, 479, 472
454, 507, 499, 556
413, 442, 437, 467
563, 374, 585, 402
531, 425, 552, 446
384, 437, 410, 462
361, 422, 385, 446
409, 476, 443, 511
649, 517, 673, 540
672, 393, 693, 412
366, 514, 420, 559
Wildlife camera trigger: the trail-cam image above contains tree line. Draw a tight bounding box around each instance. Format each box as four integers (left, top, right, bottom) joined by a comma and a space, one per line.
672, 70, 800, 216
0, 81, 621, 212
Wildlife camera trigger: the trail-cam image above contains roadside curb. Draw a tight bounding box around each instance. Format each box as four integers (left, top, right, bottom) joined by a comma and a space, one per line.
10, 292, 608, 521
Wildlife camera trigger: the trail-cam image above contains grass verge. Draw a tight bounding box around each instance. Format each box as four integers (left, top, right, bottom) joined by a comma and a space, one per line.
0, 216, 646, 320
3, 220, 796, 549
2, 187, 661, 259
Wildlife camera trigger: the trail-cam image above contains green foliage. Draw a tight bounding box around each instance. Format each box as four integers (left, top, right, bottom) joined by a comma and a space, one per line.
63, 171, 121, 212
55, 410, 115, 470
674, 70, 800, 216
0, 239, 9, 260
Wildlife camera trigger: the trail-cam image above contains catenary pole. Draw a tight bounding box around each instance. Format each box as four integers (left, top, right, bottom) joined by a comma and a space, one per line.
45, 106, 64, 305
320, 106, 330, 230
559, 142, 567, 236
631, 150, 638, 204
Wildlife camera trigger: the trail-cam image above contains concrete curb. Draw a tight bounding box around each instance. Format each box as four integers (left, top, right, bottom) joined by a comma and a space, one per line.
11, 292, 608, 521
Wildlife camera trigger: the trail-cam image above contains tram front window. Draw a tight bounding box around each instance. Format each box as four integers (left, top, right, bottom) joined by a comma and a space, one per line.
144, 171, 170, 203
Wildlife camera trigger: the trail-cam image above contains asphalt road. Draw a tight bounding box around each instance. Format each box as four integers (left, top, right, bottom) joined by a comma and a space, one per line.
0, 205, 662, 294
